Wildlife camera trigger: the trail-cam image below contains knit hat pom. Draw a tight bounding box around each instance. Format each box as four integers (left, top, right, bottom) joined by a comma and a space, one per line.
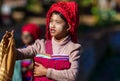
22, 23, 42, 40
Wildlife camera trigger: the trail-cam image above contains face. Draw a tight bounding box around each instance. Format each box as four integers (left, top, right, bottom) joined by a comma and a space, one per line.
49, 13, 69, 40
21, 31, 34, 45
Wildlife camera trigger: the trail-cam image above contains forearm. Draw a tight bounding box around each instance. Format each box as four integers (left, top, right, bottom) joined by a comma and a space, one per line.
16, 46, 37, 60
46, 61, 79, 81
16, 39, 43, 60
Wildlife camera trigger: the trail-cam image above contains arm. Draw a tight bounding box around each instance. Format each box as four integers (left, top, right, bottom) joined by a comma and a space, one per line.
46, 50, 80, 81
16, 39, 43, 60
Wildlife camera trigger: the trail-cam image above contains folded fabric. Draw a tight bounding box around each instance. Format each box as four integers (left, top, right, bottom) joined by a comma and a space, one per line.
34, 57, 70, 69
33, 54, 71, 81
36, 54, 69, 60
36, 54, 51, 59
0, 32, 16, 81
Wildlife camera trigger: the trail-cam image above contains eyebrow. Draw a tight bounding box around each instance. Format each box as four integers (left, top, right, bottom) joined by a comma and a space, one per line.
50, 18, 63, 22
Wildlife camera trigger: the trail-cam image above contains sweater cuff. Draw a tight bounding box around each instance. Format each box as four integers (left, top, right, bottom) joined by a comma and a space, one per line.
46, 68, 52, 78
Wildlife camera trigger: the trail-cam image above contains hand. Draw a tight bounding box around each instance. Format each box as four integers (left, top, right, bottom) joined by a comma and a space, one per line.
3, 30, 14, 47
34, 62, 47, 77
3, 30, 14, 39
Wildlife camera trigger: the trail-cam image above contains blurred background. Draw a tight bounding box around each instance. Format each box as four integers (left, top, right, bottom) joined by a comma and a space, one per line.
0, 0, 120, 81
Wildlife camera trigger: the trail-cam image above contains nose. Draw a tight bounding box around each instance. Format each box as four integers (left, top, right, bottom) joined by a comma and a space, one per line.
50, 22, 55, 28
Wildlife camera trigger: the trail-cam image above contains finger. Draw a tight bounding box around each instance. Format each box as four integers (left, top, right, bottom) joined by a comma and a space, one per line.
6, 31, 10, 35
35, 62, 41, 66
4, 32, 11, 37
3, 31, 8, 37
11, 30, 14, 33
11, 30, 14, 34
34, 66, 38, 69
34, 67, 37, 72
34, 72, 37, 76
34, 74, 38, 76
5, 31, 8, 33
33, 72, 38, 76
33, 71, 36, 74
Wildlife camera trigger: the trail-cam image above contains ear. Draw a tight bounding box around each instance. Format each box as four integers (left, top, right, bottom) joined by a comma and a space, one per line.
67, 24, 71, 31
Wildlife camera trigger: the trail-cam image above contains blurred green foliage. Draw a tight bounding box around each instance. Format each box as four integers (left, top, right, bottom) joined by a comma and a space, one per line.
91, 6, 117, 26
26, 0, 43, 14
80, 0, 93, 7
78, 0, 120, 28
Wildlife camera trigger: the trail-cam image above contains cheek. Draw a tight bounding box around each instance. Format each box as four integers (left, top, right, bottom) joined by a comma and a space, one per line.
49, 23, 52, 29
55, 24, 64, 32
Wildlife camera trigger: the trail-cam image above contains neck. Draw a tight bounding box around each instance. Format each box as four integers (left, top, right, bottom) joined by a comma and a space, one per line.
54, 37, 64, 42
54, 34, 68, 42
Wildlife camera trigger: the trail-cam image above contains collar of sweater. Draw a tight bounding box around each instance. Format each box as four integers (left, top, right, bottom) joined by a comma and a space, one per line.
52, 35, 71, 46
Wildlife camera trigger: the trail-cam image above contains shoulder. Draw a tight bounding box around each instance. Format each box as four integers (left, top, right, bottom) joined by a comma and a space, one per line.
68, 41, 81, 62
68, 41, 81, 51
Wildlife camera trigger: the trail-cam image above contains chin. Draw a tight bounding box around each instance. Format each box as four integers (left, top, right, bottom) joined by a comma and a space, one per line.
50, 33, 56, 37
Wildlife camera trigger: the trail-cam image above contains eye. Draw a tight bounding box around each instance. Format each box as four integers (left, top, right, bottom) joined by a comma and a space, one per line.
56, 22, 61, 24
56, 20, 62, 24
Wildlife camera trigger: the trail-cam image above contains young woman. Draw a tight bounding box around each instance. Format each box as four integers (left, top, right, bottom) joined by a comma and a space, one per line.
17, 2, 81, 81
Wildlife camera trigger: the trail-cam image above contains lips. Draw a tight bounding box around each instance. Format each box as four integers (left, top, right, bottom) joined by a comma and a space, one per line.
50, 29, 56, 33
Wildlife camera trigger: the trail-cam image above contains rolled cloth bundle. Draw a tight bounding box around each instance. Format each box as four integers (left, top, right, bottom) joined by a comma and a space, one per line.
0, 31, 16, 81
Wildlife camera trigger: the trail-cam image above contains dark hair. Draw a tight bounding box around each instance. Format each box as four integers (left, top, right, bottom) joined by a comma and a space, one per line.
51, 11, 68, 23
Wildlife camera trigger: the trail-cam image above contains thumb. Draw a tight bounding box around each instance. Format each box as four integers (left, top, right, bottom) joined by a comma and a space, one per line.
35, 62, 41, 66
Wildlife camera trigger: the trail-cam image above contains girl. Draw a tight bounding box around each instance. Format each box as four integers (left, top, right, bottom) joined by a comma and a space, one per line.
13, 23, 42, 81
17, 1, 81, 81
21, 23, 42, 81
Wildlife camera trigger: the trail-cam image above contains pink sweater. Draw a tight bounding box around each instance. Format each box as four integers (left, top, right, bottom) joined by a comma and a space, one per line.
17, 36, 81, 81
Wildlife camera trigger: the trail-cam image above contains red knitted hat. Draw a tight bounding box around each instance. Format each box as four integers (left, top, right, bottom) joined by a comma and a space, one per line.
22, 23, 42, 40
46, 1, 79, 43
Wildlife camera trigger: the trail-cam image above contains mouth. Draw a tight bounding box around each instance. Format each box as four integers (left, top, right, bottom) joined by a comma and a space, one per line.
50, 29, 56, 33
